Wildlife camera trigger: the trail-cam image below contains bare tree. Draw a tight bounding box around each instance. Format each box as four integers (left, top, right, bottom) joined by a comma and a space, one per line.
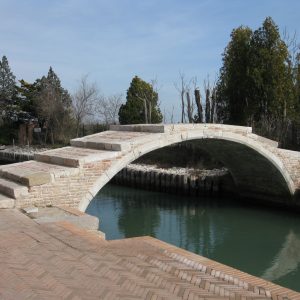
35, 69, 72, 145
134, 93, 148, 123
96, 94, 123, 125
283, 28, 299, 66
194, 88, 203, 123
149, 78, 161, 124
37, 83, 61, 144
204, 76, 217, 123
210, 87, 216, 123
186, 91, 193, 123
205, 87, 210, 123
174, 72, 188, 123
72, 75, 98, 137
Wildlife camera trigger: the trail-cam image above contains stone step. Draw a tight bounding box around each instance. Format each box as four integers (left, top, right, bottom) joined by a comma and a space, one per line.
0, 177, 28, 199
71, 130, 154, 151
0, 160, 79, 187
0, 193, 15, 209
34, 146, 120, 167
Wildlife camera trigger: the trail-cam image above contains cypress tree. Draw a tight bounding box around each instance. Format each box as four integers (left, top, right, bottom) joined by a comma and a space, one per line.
119, 76, 162, 124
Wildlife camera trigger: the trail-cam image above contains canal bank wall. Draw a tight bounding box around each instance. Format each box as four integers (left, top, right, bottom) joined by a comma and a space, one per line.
112, 164, 236, 197
0, 150, 33, 163
0, 146, 49, 164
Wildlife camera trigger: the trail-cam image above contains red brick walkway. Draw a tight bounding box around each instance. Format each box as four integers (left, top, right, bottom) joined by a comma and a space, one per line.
0, 209, 299, 300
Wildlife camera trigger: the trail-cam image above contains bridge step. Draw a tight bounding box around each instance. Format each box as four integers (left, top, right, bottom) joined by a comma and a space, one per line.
71, 130, 154, 151
0, 177, 28, 199
0, 161, 79, 187
0, 193, 15, 208
34, 146, 120, 167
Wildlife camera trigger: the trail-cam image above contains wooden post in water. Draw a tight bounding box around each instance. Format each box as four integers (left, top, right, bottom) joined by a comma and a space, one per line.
155, 172, 160, 191
190, 176, 196, 196
150, 171, 155, 189
161, 173, 166, 192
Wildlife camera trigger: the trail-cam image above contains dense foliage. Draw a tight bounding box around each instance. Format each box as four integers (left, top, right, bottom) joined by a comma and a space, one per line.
215, 17, 299, 146
0, 55, 18, 122
119, 76, 162, 124
0, 56, 74, 144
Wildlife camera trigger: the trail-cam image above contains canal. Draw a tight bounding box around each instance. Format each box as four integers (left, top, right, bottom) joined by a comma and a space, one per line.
86, 184, 300, 292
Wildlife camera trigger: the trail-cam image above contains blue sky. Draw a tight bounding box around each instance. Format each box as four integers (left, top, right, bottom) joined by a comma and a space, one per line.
1, 0, 299, 121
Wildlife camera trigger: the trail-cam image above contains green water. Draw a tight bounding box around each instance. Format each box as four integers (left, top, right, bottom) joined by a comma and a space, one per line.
86, 184, 300, 292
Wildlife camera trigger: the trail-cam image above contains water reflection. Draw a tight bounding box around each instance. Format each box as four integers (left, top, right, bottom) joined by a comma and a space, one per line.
262, 230, 300, 282
118, 196, 160, 237
86, 184, 300, 291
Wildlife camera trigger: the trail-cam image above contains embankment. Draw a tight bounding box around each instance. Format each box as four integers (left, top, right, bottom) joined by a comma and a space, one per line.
112, 164, 236, 197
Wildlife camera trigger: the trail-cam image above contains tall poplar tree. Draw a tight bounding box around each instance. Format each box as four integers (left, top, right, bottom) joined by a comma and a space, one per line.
215, 26, 252, 125
249, 17, 295, 136
215, 17, 295, 143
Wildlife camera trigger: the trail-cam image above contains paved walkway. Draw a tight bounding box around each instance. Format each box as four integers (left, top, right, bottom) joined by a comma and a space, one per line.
0, 209, 299, 300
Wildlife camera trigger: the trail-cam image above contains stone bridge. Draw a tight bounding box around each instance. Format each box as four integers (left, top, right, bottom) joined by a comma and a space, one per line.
0, 124, 300, 211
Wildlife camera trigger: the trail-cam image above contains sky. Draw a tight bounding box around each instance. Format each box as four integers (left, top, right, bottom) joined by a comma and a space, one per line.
1, 0, 300, 121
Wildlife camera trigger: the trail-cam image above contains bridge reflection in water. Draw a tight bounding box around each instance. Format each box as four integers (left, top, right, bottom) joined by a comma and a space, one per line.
262, 230, 300, 282
86, 184, 300, 292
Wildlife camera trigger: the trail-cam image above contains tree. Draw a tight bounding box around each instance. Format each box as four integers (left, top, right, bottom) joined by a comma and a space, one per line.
72, 75, 98, 137
175, 74, 205, 124
0, 55, 17, 122
34, 67, 72, 144
215, 17, 295, 143
249, 17, 295, 141
186, 91, 193, 123
215, 26, 253, 125
194, 88, 203, 123
0, 56, 16, 100
119, 76, 162, 124
96, 94, 123, 125
16, 79, 39, 122
204, 77, 217, 123
174, 72, 188, 123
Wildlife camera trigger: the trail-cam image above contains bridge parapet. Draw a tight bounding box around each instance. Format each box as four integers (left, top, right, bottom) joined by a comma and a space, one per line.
110, 123, 253, 134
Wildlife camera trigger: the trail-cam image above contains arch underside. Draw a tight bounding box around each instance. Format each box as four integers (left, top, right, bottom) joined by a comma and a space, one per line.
193, 139, 292, 204
82, 135, 294, 211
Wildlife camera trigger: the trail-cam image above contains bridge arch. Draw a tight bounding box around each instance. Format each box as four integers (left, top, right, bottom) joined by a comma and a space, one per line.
78, 124, 295, 211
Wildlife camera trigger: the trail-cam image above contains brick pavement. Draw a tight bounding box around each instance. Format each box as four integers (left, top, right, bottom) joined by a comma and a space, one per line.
0, 209, 299, 300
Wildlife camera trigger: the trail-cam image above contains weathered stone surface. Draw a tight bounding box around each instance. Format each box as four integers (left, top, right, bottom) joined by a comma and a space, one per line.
0, 194, 14, 208
0, 160, 79, 186
22, 206, 38, 213
23, 172, 52, 186
26, 206, 100, 231
71, 130, 156, 151
0, 177, 28, 199
34, 146, 120, 167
